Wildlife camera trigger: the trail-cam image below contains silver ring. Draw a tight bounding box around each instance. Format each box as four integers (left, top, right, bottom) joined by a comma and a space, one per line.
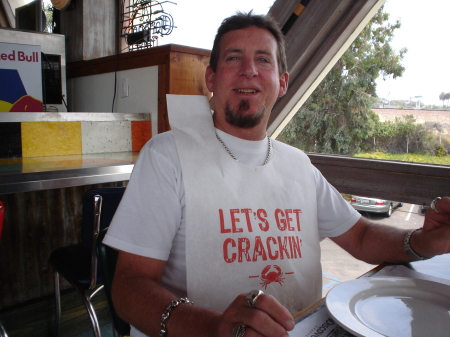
431, 197, 442, 213
246, 289, 264, 308
232, 324, 246, 337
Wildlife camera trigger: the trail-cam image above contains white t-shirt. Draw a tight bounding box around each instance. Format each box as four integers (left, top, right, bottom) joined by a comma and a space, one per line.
104, 129, 360, 298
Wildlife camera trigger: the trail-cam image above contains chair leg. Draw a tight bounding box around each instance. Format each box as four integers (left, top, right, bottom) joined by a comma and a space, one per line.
72, 286, 102, 337
53, 270, 102, 337
53, 271, 61, 337
0, 322, 9, 337
82, 297, 101, 337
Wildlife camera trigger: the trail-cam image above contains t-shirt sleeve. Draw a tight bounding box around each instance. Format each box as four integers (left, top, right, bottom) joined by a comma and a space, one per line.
103, 132, 183, 260
313, 166, 361, 238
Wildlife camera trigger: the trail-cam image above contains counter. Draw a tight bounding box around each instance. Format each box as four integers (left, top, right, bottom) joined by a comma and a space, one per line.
0, 112, 151, 194
0, 152, 138, 195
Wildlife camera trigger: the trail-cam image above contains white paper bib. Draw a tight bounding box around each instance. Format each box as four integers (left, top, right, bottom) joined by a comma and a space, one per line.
167, 95, 322, 314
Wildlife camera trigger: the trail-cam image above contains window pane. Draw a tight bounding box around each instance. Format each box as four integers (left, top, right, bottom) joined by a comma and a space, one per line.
278, 0, 450, 168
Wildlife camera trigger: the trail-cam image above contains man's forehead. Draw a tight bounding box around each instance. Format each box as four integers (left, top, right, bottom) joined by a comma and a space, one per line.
219, 27, 278, 53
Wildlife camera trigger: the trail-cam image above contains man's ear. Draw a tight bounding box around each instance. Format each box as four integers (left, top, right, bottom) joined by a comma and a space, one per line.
205, 66, 215, 93
278, 72, 289, 97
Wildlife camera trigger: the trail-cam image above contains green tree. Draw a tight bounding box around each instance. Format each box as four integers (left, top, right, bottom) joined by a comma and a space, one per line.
366, 115, 434, 154
279, 6, 407, 155
445, 92, 450, 108
439, 92, 446, 108
396, 115, 416, 153
43, 3, 54, 33
371, 118, 397, 151
435, 145, 447, 157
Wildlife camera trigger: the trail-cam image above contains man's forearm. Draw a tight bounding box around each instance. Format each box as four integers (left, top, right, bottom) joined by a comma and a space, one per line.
355, 222, 413, 264
332, 217, 415, 265
112, 273, 220, 337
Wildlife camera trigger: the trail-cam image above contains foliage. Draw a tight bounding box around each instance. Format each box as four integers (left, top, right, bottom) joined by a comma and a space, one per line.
439, 92, 450, 108
360, 116, 449, 156
363, 115, 436, 154
279, 6, 407, 155
435, 145, 448, 157
43, 3, 54, 33
355, 152, 450, 165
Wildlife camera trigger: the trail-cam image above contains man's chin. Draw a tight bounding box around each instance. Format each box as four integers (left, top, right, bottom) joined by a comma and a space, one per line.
235, 105, 265, 117
225, 107, 266, 129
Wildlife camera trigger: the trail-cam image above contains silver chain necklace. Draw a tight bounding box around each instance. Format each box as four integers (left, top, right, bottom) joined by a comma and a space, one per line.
215, 131, 272, 166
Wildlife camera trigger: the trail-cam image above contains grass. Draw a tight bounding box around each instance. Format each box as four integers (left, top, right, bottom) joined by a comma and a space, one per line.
354, 152, 450, 165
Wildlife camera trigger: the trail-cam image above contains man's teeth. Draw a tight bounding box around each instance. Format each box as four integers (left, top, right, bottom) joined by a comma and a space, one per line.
236, 89, 257, 93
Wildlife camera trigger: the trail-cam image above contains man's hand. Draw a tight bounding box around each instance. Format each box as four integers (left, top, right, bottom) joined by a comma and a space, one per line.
332, 196, 450, 265
412, 196, 450, 258
213, 292, 295, 337
113, 252, 294, 337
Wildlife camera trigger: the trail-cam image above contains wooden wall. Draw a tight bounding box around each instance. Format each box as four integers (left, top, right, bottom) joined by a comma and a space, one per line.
159, 50, 212, 132
60, 0, 118, 62
0, 182, 126, 309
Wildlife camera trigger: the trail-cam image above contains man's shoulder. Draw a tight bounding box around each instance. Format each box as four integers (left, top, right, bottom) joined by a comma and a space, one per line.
142, 130, 176, 152
138, 130, 180, 166
272, 138, 309, 159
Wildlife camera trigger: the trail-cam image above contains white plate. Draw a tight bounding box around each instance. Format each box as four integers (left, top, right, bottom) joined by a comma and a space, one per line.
325, 276, 450, 337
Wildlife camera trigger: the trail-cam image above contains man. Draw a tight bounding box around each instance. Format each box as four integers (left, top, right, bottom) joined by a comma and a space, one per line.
104, 12, 450, 337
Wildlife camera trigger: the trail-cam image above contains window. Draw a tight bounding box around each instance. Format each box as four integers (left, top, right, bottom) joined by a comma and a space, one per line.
1, 0, 55, 32
268, 0, 450, 206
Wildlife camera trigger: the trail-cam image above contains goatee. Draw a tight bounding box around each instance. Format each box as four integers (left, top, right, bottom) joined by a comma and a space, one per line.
225, 100, 267, 129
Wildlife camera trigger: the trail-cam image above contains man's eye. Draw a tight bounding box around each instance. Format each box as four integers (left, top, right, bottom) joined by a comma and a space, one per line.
227, 56, 239, 61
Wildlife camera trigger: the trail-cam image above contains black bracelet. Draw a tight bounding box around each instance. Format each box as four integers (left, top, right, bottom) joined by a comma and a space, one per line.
160, 297, 193, 337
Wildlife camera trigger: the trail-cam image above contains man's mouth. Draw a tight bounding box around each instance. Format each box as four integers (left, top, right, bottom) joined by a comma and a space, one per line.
234, 89, 258, 94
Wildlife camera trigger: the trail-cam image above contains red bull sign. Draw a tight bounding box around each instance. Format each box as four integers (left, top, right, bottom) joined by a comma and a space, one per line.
0, 42, 43, 112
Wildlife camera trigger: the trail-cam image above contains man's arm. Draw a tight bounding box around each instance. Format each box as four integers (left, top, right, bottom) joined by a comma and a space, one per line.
112, 251, 295, 337
331, 197, 450, 265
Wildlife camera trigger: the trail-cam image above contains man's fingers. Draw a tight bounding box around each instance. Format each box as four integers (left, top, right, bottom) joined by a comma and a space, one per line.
219, 293, 294, 337
247, 293, 295, 331
228, 293, 294, 336
429, 196, 450, 216
233, 307, 291, 337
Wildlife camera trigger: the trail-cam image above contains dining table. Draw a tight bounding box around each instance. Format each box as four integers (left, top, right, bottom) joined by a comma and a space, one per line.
291, 254, 450, 337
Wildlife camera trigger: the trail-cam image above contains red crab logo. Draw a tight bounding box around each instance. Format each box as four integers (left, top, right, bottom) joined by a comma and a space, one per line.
260, 265, 284, 289
249, 265, 294, 289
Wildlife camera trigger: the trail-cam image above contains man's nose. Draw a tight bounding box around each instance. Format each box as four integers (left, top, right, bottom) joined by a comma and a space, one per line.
240, 59, 258, 77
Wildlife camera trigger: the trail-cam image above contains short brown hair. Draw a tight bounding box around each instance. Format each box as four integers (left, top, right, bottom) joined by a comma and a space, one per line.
209, 11, 287, 75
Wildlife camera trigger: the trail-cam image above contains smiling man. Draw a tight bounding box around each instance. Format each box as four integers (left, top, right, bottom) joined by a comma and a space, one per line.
206, 24, 288, 139
104, 11, 450, 337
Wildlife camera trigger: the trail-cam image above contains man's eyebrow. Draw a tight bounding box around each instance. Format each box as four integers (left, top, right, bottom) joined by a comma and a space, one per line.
223, 48, 243, 54
256, 49, 274, 57
223, 48, 274, 56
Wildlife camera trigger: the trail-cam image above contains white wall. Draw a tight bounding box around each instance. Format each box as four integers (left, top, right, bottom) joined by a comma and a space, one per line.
68, 66, 158, 134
